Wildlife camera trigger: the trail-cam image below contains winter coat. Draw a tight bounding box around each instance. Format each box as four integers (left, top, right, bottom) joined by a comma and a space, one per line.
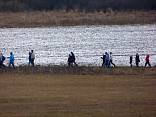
29, 53, 31, 61
101, 55, 106, 63
105, 53, 109, 61
31, 52, 35, 59
146, 55, 149, 62
130, 56, 133, 64
136, 55, 140, 63
0, 54, 2, 61
71, 52, 75, 61
8, 54, 14, 63
110, 54, 113, 60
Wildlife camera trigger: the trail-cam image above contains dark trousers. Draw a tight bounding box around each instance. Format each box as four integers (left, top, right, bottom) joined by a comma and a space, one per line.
136, 62, 139, 67
9, 62, 15, 68
103, 60, 110, 68
31, 59, 35, 67
145, 61, 151, 67
110, 60, 115, 67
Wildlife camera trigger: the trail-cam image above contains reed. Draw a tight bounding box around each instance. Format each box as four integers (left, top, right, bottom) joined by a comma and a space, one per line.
0, 10, 156, 28
0, 66, 156, 75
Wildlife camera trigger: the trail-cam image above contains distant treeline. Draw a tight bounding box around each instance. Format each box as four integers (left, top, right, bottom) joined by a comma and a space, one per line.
0, 0, 156, 12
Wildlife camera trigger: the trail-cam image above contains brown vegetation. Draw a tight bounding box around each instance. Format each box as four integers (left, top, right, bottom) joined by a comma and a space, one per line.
0, 74, 155, 117
0, 66, 156, 75
0, 10, 156, 28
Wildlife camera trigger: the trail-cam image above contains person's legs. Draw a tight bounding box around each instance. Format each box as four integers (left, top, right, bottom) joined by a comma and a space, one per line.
110, 60, 115, 67
108, 61, 110, 68
11, 62, 15, 68
28, 61, 31, 66
145, 62, 147, 67
73, 61, 78, 66
103, 61, 106, 68
1, 61, 5, 67
8, 62, 11, 68
0, 61, 2, 67
147, 62, 151, 67
31, 59, 34, 67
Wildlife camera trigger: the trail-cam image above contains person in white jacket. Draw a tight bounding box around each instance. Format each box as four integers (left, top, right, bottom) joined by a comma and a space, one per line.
31, 50, 35, 67
110, 52, 115, 67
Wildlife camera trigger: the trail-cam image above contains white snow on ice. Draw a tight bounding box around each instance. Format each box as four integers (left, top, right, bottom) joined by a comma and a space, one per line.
0, 24, 156, 66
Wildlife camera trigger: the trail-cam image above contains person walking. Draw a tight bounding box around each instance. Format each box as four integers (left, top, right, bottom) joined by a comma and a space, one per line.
110, 52, 115, 67
145, 55, 151, 67
28, 52, 32, 66
130, 55, 133, 67
8, 52, 15, 68
101, 54, 106, 66
68, 54, 73, 66
103, 52, 110, 68
0, 53, 3, 67
71, 52, 78, 66
135, 53, 140, 67
31, 50, 35, 67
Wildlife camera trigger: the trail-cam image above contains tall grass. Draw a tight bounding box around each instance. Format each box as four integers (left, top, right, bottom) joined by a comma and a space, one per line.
0, 66, 156, 75
0, 10, 156, 28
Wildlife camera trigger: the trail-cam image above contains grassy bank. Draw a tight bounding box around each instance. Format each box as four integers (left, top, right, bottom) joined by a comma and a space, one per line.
0, 74, 155, 117
0, 66, 156, 75
0, 10, 156, 28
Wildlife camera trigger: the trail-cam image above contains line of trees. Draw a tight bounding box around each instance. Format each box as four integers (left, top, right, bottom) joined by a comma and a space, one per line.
0, 0, 156, 12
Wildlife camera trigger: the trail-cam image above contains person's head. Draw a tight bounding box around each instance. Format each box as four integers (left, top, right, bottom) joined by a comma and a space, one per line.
105, 52, 107, 55
110, 52, 112, 54
10, 52, 12, 55
130, 55, 132, 57
136, 53, 138, 56
31, 50, 33, 53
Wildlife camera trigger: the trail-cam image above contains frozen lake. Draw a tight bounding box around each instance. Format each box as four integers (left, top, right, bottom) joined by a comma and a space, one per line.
0, 24, 156, 66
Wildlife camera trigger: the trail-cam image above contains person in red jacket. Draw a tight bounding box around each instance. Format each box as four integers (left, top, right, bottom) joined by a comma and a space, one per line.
145, 55, 151, 67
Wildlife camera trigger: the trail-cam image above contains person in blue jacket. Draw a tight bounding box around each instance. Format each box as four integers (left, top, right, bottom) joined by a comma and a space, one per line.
8, 52, 15, 68
103, 52, 110, 68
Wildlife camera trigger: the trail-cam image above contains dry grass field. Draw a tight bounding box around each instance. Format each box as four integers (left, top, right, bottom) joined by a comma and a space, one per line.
0, 10, 156, 28
0, 72, 156, 117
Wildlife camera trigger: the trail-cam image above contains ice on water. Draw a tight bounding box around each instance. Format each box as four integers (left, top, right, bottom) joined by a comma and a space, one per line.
0, 24, 156, 66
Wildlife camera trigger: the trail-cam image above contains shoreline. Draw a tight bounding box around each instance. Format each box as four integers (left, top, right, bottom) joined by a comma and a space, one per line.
0, 66, 156, 75
0, 10, 156, 28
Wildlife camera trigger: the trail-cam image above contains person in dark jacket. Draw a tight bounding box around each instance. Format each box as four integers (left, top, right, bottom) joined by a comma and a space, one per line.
135, 53, 140, 67
28, 52, 31, 66
130, 55, 133, 67
71, 52, 78, 66
8, 52, 15, 68
145, 55, 151, 67
0, 53, 5, 67
31, 50, 35, 67
101, 54, 106, 66
68, 54, 73, 66
103, 52, 110, 68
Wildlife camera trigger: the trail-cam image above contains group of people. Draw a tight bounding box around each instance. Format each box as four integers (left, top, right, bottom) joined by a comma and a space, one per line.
0, 50, 155, 68
101, 52, 115, 68
130, 53, 151, 67
0, 50, 35, 68
0, 52, 15, 68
